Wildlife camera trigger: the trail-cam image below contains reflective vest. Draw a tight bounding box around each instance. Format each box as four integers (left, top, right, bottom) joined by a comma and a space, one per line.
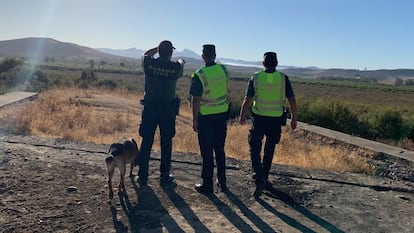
194, 64, 228, 115
252, 71, 286, 117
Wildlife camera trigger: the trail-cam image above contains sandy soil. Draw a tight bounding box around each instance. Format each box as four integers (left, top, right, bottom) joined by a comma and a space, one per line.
1, 134, 414, 233
1, 91, 413, 232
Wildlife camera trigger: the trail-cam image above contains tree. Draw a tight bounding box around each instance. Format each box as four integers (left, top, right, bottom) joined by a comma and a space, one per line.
29, 70, 50, 92
89, 59, 95, 70
395, 78, 404, 86
0, 58, 22, 73
405, 79, 414, 86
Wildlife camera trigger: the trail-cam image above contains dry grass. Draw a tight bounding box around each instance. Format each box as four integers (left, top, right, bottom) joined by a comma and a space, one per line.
0, 88, 375, 174
0, 88, 141, 144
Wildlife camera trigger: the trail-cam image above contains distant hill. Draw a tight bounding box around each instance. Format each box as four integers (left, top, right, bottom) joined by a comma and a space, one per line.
282, 68, 414, 80
95, 47, 144, 59
0, 37, 128, 61
1, 37, 413, 80
96, 47, 201, 60
175, 49, 200, 60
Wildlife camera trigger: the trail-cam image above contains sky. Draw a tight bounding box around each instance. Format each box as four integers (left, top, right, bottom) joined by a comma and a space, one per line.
0, 0, 413, 70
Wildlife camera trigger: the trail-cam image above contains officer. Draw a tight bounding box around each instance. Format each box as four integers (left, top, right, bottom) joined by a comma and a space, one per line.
137, 40, 185, 187
190, 44, 229, 194
239, 51, 298, 196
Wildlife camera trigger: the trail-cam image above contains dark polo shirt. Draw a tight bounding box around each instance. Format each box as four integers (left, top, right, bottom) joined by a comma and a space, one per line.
142, 55, 183, 102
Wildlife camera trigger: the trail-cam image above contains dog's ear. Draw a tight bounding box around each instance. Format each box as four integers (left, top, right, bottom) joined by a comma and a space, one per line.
109, 144, 124, 156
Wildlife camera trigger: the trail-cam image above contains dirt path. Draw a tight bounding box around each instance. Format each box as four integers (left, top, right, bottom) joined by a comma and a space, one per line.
1, 134, 413, 233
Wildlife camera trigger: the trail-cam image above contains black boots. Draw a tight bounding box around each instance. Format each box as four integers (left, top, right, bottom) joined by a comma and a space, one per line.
194, 183, 213, 194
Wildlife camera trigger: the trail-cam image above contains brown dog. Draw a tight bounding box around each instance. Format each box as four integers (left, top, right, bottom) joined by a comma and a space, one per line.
105, 138, 140, 200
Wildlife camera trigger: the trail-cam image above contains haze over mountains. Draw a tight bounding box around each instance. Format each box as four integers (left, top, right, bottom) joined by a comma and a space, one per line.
1, 37, 414, 80
95, 47, 268, 68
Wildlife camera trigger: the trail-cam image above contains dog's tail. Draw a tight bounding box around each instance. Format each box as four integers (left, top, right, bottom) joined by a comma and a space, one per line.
105, 156, 114, 165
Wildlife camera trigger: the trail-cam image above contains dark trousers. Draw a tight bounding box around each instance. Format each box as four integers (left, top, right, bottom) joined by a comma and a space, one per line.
248, 114, 282, 183
197, 112, 228, 187
138, 102, 176, 182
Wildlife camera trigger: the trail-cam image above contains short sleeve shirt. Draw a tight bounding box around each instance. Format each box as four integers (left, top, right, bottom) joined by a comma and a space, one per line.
142, 55, 183, 102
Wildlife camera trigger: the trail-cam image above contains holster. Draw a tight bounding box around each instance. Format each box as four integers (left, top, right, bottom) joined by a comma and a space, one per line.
281, 107, 287, 126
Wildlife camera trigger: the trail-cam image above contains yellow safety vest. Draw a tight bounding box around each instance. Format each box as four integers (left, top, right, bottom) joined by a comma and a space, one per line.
252, 71, 286, 117
193, 64, 228, 115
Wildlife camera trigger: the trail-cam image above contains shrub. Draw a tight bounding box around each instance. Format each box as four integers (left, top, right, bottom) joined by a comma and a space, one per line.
29, 70, 50, 92
374, 110, 404, 140
299, 98, 374, 137
98, 79, 118, 90
408, 127, 414, 142
0, 58, 22, 73
0, 58, 26, 91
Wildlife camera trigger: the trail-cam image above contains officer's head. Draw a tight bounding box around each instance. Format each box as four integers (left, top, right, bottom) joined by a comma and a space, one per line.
158, 40, 175, 59
263, 52, 278, 68
202, 44, 216, 62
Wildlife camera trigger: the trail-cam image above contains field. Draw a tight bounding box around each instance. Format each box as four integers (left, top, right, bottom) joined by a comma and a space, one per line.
2, 61, 414, 232
2, 61, 414, 174
0, 88, 375, 175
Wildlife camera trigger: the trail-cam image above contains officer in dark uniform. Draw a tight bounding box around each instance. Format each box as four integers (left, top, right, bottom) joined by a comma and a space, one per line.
137, 40, 185, 187
190, 44, 229, 194
239, 51, 298, 196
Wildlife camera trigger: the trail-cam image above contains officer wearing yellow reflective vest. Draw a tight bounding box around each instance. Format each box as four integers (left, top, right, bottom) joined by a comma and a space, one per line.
190, 44, 229, 194
239, 51, 298, 197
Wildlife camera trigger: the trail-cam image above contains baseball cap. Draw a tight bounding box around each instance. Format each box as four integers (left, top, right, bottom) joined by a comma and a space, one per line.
264, 52, 277, 62
263, 52, 278, 67
159, 40, 175, 50
202, 44, 216, 56
158, 40, 175, 57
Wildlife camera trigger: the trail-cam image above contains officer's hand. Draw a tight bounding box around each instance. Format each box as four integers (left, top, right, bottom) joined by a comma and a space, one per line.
178, 58, 185, 65
239, 115, 246, 125
192, 119, 198, 132
291, 118, 297, 130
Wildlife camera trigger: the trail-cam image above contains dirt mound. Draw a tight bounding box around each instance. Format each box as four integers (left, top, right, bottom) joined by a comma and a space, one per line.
1, 134, 413, 233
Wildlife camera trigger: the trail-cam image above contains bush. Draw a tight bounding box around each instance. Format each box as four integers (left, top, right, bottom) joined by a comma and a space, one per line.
408, 127, 414, 142
406, 79, 414, 86
98, 79, 118, 90
28, 70, 50, 92
298, 98, 388, 139
0, 58, 25, 91
0, 58, 22, 73
0, 84, 6, 95
77, 70, 97, 89
373, 110, 404, 140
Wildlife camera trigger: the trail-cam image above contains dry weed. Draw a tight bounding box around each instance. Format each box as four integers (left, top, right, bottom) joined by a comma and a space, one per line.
0, 88, 375, 174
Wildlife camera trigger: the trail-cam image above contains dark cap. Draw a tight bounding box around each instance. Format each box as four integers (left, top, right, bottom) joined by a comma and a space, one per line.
263, 52, 278, 67
202, 44, 216, 57
158, 40, 175, 58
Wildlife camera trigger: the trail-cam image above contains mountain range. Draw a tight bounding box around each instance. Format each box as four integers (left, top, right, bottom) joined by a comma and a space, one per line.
95, 47, 268, 68
1, 37, 413, 80
0, 37, 123, 61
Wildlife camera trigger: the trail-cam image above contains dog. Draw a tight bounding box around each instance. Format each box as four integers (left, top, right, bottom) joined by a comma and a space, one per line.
105, 138, 140, 200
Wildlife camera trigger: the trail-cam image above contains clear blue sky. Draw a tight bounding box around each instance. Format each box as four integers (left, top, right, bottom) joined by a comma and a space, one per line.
1, 0, 413, 70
